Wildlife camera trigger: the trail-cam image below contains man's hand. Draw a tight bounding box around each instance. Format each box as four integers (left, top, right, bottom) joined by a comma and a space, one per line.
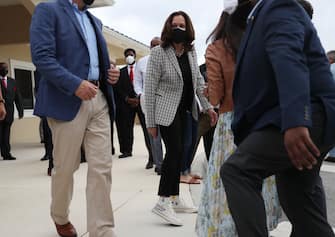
107, 64, 120, 85
207, 108, 218, 127
148, 127, 158, 138
126, 97, 139, 107
75, 80, 98, 100
0, 103, 6, 120
284, 127, 320, 171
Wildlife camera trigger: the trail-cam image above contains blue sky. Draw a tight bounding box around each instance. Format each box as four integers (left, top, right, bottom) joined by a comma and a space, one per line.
91, 0, 335, 63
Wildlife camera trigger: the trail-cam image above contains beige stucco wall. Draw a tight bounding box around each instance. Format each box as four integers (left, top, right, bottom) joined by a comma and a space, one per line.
0, 44, 32, 66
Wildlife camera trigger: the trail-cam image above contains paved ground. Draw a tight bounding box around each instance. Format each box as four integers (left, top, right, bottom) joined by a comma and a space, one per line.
0, 125, 334, 237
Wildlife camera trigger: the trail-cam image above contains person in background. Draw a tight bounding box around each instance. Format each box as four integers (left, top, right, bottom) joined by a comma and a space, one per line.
145, 10, 217, 226
114, 48, 154, 170
326, 50, 335, 162
179, 96, 199, 184
35, 71, 53, 164
30, 0, 119, 236
220, 0, 335, 236
0, 80, 6, 121
110, 58, 117, 155
297, 0, 314, 18
0, 62, 23, 160
134, 37, 164, 175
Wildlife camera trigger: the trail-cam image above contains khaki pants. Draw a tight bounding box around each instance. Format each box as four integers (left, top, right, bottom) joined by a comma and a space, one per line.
48, 91, 115, 237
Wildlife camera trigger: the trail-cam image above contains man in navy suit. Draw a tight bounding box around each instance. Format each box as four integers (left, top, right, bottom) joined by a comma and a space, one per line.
220, 0, 335, 236
30, 1, 119, 236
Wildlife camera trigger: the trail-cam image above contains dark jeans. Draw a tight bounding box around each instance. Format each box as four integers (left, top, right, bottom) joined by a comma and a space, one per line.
221, 108, 335, 237
158, 109, 186, 196
181, 111, 197, 174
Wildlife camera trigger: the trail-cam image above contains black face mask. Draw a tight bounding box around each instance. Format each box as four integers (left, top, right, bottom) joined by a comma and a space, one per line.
0, 69, 8, 77
83, 0, 95, 6
171, 28, 187, 44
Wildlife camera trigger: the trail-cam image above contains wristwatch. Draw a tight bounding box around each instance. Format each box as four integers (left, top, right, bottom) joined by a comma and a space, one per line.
0, 98, 5, 104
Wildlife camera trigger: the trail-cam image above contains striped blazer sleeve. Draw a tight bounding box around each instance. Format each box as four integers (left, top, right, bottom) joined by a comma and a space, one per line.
144, 47, 161, 128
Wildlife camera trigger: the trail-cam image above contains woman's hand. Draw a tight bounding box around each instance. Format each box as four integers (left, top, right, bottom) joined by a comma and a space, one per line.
207, 108, 218, 127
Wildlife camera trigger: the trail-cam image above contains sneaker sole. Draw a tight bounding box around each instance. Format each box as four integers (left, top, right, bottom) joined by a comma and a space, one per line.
173, 208, 198, 213
152, 208, 183, 226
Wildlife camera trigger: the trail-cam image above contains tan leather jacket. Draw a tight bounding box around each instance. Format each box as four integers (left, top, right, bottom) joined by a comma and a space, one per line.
206, 39, 235, 114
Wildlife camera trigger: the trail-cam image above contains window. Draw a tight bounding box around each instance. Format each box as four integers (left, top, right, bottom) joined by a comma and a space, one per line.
14, 68, 33, 109
9, 59, 36, 117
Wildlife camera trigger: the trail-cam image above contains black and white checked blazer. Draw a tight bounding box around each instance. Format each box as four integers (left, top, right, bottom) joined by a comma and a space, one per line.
144, 45, 212, 128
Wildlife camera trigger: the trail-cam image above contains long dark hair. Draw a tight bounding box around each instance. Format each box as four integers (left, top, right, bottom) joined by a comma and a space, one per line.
207, 11, 244, 60
161, 11, 195, 52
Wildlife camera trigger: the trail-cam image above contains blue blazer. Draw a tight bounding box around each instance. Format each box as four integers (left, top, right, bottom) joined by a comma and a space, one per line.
30, 0, 115, 121
232, 0, 335, 145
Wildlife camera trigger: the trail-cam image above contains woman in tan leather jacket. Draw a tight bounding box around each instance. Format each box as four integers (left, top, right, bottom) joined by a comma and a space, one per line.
196, 10, 282, 237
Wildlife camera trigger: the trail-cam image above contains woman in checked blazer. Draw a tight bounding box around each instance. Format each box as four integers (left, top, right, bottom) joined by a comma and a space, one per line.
144, 11, 217, 226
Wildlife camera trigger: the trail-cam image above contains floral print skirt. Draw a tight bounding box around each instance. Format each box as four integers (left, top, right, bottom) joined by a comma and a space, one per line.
195, 112, 282, 237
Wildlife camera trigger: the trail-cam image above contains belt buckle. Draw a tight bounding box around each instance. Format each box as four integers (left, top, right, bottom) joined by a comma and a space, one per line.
88, 79, 99, 87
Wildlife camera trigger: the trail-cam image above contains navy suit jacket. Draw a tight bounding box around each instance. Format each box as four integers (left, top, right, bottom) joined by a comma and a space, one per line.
232, 0, 335, 145
30, 0, 115, 121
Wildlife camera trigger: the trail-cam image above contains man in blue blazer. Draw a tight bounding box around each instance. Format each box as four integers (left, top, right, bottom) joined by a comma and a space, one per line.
30, 0, 119, 237
220, 0, 335, 236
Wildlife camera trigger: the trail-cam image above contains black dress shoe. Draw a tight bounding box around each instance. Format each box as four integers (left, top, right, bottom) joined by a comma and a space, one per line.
3, 156, 16, 160
155, 167, 161, 175
145, 160, 154, 169
119, 153, 132, 158
40, 155, 50, 161
325, 156, 335, 162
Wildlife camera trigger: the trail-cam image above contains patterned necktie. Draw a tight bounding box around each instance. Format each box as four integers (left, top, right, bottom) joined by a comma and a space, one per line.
129, 65, 134, 84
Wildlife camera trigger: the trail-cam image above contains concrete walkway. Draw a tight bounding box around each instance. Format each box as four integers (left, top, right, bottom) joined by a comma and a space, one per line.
0, 125, 333, 237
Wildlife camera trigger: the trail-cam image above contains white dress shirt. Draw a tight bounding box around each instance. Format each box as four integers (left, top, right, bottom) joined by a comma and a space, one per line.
134, 55, 149, 114
134, 55, 149, 95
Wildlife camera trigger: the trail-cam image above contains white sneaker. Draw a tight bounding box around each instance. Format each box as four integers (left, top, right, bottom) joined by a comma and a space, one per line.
171, 196, 198, 213
152, 197, 183, 226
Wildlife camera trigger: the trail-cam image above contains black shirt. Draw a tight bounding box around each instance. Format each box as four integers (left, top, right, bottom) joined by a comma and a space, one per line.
177, 53, 193, 112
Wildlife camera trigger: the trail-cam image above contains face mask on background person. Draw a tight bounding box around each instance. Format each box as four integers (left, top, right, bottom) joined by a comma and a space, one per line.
0, 68, 8, 77
126, 55, 135, 65
224, 0, 238, 14
171, 27, 187, 44
83, 0, 95, 6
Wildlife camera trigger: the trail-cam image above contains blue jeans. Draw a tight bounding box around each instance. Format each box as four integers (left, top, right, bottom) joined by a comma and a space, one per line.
181, 111, 198, 174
